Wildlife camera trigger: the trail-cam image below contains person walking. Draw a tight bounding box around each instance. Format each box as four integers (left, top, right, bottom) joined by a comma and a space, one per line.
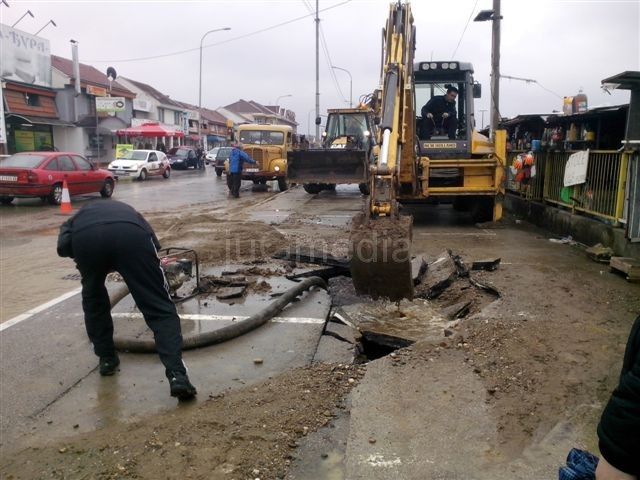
227, 143, 256, 198
57, 200, 197, 400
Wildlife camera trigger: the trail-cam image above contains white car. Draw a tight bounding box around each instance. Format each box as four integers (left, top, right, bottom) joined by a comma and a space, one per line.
205, 147, 220, 165
108, 150, 171, 181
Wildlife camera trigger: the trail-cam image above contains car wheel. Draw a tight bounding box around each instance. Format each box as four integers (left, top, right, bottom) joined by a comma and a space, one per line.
303, 183, 322, 194
277, 177, 289, 192
0, 196, 14, 205
215, 168, 223, 177
48, 183, 63, 205
163, 167, 171, 179
138, 169, 147, 181
100, 179, 114, 198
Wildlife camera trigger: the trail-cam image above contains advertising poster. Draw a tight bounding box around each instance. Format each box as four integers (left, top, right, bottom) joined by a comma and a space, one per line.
0, 24, 52, 87
14, 130, 35, 152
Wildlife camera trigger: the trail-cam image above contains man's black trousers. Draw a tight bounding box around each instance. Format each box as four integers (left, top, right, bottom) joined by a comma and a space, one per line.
422, 114, 457, 140
228, 173, 242, 197
73, 223, 185, 378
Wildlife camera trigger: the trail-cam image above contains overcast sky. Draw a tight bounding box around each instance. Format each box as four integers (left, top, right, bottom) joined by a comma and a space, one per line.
2, 0, 638, 134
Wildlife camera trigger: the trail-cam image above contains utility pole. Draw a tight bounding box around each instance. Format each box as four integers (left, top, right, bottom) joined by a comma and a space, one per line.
490, 0, 501, 139
315, 0, 320, 142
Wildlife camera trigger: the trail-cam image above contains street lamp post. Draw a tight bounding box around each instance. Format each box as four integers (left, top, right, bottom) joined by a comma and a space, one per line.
198, 27, 231, 148
34, 19, 56, 36
273, 94, 292, 116
11, 9, 34, 28
331, 65, 352, 108
474, 1, 501, 139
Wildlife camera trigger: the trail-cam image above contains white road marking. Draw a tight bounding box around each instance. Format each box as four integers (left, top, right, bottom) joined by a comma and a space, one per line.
110, 312, 325, 324
416, 230, 496, 237
0, 287, 82, 332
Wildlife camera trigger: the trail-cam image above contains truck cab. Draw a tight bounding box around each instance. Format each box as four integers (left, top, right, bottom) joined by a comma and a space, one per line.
236, 124, 292, 191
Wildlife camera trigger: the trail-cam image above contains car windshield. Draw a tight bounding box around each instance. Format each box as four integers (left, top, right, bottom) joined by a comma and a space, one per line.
1, 153, 47, 168
118, 150, 148, 160
169, 148, 188, 158
216, 147, 232, 159
239, 130, 285, 145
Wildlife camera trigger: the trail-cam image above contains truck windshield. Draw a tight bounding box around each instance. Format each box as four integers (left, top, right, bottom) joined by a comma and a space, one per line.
239, 131, 284, 145
325, 113, 369, 141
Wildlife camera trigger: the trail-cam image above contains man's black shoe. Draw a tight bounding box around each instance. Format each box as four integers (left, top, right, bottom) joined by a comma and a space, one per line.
169, 372, 197, 400
99, 355, 120, 376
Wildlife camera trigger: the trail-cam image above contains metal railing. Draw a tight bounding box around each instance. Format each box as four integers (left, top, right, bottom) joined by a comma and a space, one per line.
507, 149, 629, 224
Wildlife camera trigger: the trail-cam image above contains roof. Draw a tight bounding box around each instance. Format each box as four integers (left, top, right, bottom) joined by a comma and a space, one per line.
51, 55, 134, 97
197, 107, 228, 125
120, 77, 183, 109
225, 99, 276, 116
601, 71, 640, 90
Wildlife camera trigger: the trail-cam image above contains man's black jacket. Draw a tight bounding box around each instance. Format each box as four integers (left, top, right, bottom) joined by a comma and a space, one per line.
421, 95, 456, 118
60, 200, 161, 251
597, 314, 640, 476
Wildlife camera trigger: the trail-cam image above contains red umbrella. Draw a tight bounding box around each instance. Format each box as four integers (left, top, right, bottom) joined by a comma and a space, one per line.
116, 122, 184, 138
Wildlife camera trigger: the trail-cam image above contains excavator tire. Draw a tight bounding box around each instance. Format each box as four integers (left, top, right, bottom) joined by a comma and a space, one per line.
349, 213, 414, 302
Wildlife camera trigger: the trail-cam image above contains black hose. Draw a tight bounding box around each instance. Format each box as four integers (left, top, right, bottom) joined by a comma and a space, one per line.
113, 276, 327, 353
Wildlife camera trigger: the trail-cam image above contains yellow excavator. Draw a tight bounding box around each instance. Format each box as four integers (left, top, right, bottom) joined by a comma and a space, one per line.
350, 1, 506, 302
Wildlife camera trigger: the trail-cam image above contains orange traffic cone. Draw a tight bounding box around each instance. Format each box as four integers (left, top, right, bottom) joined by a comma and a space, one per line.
59, 180, 73, 215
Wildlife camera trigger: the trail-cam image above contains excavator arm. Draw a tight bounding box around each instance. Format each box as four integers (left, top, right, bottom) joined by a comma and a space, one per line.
350, 1, 416, 301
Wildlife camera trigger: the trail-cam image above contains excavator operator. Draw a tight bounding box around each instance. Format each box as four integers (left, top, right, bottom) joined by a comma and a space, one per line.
421, 86, 458, 140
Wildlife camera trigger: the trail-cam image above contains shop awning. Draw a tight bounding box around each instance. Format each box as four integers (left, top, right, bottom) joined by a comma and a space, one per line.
116, 122, 184, 138
6, 114, 75, 127
207, 135, 227, 142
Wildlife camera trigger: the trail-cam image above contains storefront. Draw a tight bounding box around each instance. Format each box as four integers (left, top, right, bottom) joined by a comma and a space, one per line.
4, 114, 73, 153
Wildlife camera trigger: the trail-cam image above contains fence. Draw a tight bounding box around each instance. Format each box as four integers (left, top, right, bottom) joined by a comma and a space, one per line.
507, 149, 630, 225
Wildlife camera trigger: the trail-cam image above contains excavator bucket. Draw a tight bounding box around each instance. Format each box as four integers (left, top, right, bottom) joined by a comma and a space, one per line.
349, 213, 414, 302
287, 149, 368, 185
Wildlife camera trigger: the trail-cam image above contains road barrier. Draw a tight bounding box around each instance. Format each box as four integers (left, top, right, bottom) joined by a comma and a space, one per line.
507, 149, 631, 225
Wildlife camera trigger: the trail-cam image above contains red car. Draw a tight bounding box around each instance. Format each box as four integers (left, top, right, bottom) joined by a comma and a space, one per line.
0, 152, 115, 205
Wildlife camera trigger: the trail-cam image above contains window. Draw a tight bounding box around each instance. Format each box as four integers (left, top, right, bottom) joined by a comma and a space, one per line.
44, 159, 59, 171
238, 130, 285, 145
149, 153, 157, 162
72, 155, 93, 171
57, 155, 76, 171
25, 93, 40, 107
174, 111, 181, 125
158, 108, 165, 122
2, 153, 47, 168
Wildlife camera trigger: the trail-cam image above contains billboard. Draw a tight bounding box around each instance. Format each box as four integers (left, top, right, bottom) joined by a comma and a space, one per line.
0, 24, 52, 87
96, 97, 126, 113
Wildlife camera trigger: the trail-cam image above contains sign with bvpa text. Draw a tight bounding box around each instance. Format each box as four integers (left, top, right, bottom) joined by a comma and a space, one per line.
563, 150, 589, 187
96, 97, 126, 113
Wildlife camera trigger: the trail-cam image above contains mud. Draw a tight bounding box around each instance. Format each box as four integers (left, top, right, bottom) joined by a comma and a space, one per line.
0, 363, 365, 480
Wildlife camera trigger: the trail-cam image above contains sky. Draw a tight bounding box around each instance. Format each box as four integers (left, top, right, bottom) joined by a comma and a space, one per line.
1, 0, 638, 134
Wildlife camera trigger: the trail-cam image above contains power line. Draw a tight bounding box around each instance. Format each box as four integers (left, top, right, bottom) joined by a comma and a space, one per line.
451, 0, 479, 59
87, 0, 352, 63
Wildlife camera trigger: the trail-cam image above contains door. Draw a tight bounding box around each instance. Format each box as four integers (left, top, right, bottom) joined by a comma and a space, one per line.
148, 152, 159, 175
72, 155, 99, 193
56, 155, 81, 194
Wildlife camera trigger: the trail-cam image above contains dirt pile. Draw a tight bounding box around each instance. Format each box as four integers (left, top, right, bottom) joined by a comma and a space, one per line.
1, 363, 365, 480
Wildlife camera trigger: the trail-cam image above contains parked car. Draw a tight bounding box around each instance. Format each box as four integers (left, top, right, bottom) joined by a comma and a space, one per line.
205, 147, 220, 165
214, 147, 233, 177
107, 149, 171, 181
0, 152, 115, 205
167, 146, 199, 170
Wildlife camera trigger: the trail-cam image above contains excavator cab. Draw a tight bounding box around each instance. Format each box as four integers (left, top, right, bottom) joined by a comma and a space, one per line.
414, 62, 479, 159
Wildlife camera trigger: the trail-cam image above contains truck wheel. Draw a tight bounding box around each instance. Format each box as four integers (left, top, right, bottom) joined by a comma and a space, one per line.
277, 177, 289, 192
471, 197, 494, 223
215, 168, 223, 177
304, 184, 322, 194
358, 183, 370, 195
